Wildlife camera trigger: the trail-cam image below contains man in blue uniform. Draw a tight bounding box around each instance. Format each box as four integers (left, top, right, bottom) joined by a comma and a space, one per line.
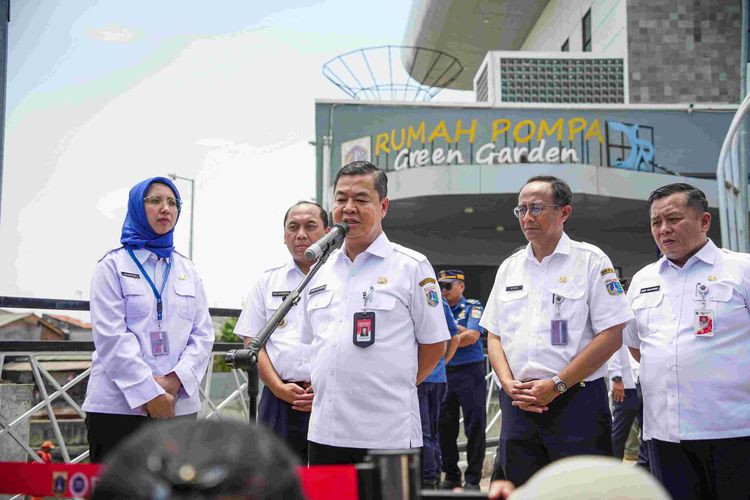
438, 269, 487, 490
419, 299, 460, 489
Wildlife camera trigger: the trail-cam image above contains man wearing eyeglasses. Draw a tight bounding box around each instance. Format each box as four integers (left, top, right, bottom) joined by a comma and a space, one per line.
436, 269, 487, 490
480, 175, 632, 486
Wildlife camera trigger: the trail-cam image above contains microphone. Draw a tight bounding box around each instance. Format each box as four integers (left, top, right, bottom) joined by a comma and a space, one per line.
304, 222, 350, 260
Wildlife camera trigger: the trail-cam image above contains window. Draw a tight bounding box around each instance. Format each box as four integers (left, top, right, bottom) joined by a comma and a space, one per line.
561, 39, 569, 52
582, 9, 592, 52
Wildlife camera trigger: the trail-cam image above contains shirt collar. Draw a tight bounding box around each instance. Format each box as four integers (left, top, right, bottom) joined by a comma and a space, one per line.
658, 238, 716, 271
451, 296, 467, 311
287, 258, 307, 278
338, 232, 390, 262
132, 248, 170, 265
524, 231, 571, 260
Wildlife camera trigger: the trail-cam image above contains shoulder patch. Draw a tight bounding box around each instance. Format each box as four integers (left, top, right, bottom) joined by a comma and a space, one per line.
392, 243, 427, 262
470, 308, 482, 319
600, 267, 616, 276
419, 277, 436, 287
424, 286, 440, 307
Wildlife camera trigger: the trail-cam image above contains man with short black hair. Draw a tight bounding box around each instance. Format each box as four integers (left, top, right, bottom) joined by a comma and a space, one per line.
625, 182, 750, 500
482, 175, 632, 486
300, 161, 450, 465
235, 201, 329, 461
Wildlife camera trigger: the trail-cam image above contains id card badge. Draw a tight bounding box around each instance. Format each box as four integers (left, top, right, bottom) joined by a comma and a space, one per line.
550, 319, 569, 345
550, 293, 568, 345
694, 309, 715, 337
353, 311, 375, 348
150, 330, 170, 356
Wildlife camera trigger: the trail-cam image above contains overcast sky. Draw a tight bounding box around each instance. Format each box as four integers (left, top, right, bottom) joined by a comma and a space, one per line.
0, 0, 470, 311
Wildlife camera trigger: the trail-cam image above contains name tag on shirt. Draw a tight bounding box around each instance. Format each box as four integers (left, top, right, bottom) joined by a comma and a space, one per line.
505, 285, 523, 292
272, 290, 290, 298
309, 285, 327, 295
640, 285, 660, 293
121, 272, 140, 279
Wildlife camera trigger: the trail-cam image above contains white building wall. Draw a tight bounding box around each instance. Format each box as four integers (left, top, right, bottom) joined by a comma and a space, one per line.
521, 0, 627, 56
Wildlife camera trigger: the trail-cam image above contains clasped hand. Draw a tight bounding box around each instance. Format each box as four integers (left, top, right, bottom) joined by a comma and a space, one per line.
502, 378, 559, 413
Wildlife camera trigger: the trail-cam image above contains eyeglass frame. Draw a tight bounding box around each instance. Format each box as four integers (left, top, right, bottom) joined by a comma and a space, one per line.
144, 195, 181, 210
513, 203, 561, 219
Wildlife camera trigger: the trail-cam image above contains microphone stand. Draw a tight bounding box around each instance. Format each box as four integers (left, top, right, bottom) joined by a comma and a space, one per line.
225, 243, 336, 422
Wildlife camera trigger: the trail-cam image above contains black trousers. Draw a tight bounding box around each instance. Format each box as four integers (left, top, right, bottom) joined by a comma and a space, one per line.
258, 385, 310, 462
440, 361, 487, 486
308, 441, 369, 465
650, 436, 750, 500
499, 377, 612, 486
86, 411, 197, 463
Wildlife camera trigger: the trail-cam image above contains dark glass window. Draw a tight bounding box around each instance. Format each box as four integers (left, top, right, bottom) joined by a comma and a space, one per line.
582, 9, 592, 52
561, 39, 569, 52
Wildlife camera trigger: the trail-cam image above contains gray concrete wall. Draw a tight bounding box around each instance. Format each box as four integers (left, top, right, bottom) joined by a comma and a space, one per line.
627, 0, 742, 103
0, 384, 33, 462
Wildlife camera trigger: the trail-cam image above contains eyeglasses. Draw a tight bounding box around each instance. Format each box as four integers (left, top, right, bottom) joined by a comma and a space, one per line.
144, 196, 181, 210
439, 282, 453, 291
513, 203, 560, 219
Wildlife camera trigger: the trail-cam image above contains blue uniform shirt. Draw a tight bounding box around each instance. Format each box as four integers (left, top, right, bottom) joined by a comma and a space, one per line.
424, 299, 459, 383
447, 296, 486, 366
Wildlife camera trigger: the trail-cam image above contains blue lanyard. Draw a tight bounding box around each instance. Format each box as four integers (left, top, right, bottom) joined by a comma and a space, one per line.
126, 248, 172, 322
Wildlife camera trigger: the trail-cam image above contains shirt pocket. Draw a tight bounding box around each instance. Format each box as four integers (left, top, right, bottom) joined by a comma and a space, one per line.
264, 294, 287, 329
307, 290, 335, 333
631, 291, 664, 336
173, 280, 196, 320
122, 280, 150, 318
703, 283, 734, 332
497, 288, 529, 336
551, 283, 588, 333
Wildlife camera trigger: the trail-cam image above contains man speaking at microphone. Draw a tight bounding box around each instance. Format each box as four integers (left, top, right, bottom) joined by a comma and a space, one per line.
300, 160, 450, 465
234, 201, 329, 461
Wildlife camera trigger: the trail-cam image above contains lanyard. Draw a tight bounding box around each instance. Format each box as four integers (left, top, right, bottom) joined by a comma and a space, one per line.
127, 248, 172, 322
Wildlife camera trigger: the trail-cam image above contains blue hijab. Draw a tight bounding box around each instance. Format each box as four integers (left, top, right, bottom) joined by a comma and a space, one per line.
120, 177, 181, 258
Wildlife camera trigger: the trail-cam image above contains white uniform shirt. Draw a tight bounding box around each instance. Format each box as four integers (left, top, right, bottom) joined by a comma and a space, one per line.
480, 232, 633, 382
234, 259, 310, 382
83, 248, 214, 416
623, 240, 750, 442
608, 345, 637, 390
299, 233, 450, 449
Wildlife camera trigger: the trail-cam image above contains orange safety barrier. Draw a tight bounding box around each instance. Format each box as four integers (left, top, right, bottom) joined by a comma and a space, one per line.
0, 462, 359, 499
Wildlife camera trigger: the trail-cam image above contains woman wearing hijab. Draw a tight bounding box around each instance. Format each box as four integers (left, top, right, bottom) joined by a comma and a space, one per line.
83, 177, 214, 463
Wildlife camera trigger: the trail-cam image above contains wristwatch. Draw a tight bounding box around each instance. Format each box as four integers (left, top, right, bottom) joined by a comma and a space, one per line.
552, 375, 568, 394
611, 376, 623, 383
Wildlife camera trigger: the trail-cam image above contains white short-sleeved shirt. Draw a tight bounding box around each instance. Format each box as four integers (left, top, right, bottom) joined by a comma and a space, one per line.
608, 345, 637, 390
480, 232, 633, 382
234, 260, 310, 382
623, 240, 750, 442
83, 248, 215, 416
299, 233, 450, 449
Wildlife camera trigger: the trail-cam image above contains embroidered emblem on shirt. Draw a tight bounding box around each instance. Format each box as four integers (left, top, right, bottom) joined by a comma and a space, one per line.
121, 272, 140, 279
471, 308, 482, 319
606, 278, 624, 295
178, 274, 188, 281
708, 275, 717, 281
558, 276, 568, 284
418, 277, 435, 287
309, 285, 327, 295
600, 267, 616, 276
425, 286, 440, 307
377, 276, 388, 285
458, 310, 466, 320
640, 285, 660, 294
272, 290, 291, 297
505, 285, 523, 291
